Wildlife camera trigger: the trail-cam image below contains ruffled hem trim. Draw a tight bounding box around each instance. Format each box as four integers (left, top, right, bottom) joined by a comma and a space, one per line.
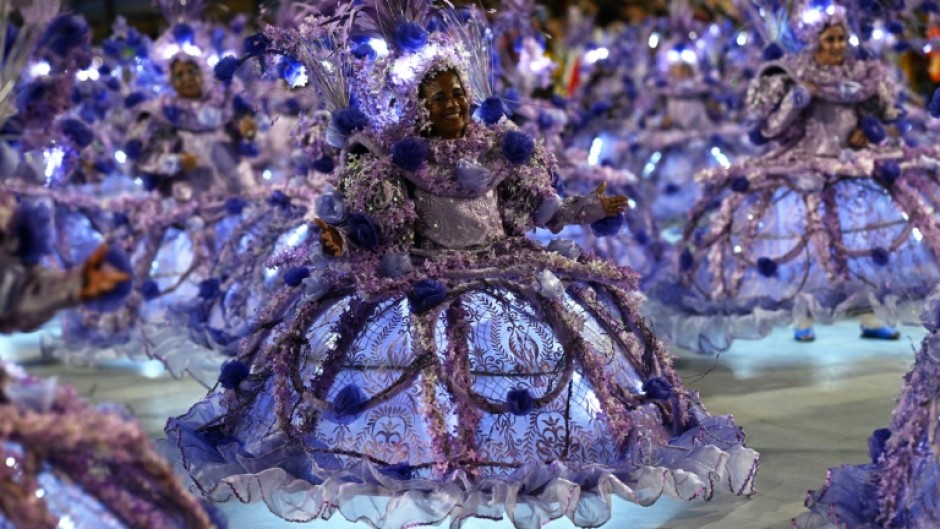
167, 405, 758, 529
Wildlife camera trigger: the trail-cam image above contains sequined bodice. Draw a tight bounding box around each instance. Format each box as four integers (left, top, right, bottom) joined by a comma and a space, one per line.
413, 188, 504, 250
798, 100, 858, 157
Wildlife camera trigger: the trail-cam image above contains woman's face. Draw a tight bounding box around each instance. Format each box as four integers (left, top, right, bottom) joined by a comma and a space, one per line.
421, 70, 469, 139
171, 60, 203, 99
669, 62, 695, 81
815, 24, 847, 67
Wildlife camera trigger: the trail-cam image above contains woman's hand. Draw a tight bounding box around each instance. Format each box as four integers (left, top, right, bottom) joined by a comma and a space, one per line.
180, 152, 199, 171
237, 116, 258, 140
848, 128, 869, 150
596, 182, 628, 216
80, 245, 130, 300
315, 218, 344, 257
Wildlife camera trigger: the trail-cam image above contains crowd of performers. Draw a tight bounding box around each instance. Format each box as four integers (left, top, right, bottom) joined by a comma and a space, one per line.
2, 0, 940, 527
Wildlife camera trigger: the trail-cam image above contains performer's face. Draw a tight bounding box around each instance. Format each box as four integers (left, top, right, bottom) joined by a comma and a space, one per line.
669, 62, 695, 80
421, 70, 469, 139
815, 24, 847, 67
171, 59, 203, 99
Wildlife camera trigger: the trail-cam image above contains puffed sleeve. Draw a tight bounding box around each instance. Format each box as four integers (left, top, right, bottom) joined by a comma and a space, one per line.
331, 151, 417, 255
496, 135, 607, 235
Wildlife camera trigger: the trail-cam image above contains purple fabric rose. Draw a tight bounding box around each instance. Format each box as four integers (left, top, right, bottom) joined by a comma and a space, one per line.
124, 91, 147, 109
39, 15, 89, 58
680, 248, 694, 272
408, 279, 447, 313
312, 156, 335, 174
861, 115, 886, 144
198, 278, 221, 299
278, 57, 306, 87
61, 118, 94, 148
351, 41, 377, 60
12, 202, 52, 266
328, 384, 367, 424
163, 105, 182, 124
506, 388, 534, 415
219, 360, 250, 390
124, 139, 143, 160
477, 96, 505, 126
238, 140, 259, 157
591, 213, 624, 237
242, 32, 271, 57
643, 377, 673, 400
762, 42, 784, 61
268, 190, 291, 209
83, 247, 134, 313
757, 257, 778, 277
929, 88, 940, 119
331, 107, 369, 135
501, 131, 535, 165
634, 229, 650, 245
225, 197, 248, 216
537, 112, 554, 131
315, 192, 347, 225
393, 22, 428, 53
871, 247, 890, 266
233, 94, 254, 116
347, 212, 379, 250
172, 23, 194, 45
877, 161, 901, 184
731, 176, 751, 193
140, 279, 160, 300
214, 56, 240, 83
590, 101, 611, 117
748, 127, 768, 146
868, 428, 891, 463
284, 266, 310, 287
391, 137, 428, 172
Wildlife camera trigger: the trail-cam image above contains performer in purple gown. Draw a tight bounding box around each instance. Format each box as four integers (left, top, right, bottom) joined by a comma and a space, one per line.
648, 0, 940, 352
167, 4, 759, 527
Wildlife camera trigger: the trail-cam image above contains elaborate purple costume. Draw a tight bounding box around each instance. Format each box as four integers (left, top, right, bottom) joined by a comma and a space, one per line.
648, 4, 940, 352
167, 6, 758, 527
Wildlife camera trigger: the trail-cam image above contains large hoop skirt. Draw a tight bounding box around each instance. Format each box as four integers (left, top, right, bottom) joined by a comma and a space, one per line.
167, 241, 759, 528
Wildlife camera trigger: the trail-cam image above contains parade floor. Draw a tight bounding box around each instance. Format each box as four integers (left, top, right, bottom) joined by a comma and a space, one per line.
1, 317, 923, 529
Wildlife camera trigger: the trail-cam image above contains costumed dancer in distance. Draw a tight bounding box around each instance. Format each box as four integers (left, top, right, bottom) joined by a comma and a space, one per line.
646, 0, 940, 353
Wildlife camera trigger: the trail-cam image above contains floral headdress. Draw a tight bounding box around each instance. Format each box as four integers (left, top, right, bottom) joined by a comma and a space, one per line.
791, 0, 849, 46
271, 1, 500, 146
151, 0, 215, 73
353, 1, 498, 136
